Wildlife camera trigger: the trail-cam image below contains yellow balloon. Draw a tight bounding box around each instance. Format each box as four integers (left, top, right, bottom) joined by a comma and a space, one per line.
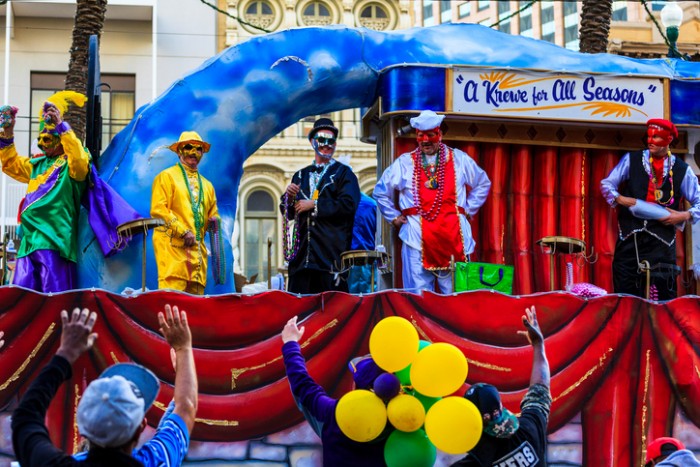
369, 316, 420, 372
424, 397, 483, 454
335, 389, 388, 442
410, 343, 468, 397
387, 394, 426, 432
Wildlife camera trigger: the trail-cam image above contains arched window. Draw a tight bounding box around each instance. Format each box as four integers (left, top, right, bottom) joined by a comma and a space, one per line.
301, 1, 333, 26
244, 189, 278, 281
358, 3, 390, 30
244, 0, 275, 30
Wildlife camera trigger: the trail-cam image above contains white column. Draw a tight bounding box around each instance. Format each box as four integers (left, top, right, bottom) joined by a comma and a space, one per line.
1, 1, 13, 240
152, 0, 158, 101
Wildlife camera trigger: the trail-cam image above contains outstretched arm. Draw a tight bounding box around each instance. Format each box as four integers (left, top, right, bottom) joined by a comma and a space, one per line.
520, 306, 550, 388
158, 304, 198, 433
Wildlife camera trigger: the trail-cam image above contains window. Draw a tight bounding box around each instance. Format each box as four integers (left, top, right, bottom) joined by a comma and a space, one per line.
440, 1, 451, 23
563, 0, 579, 50
244, 189, 278, 281
612, 1, 627, 21
651, 0, 667, 12
301, 1, 333, 26
458, 2, 471, 18
540, 2, 555, 43
519, 8, 532, 38
359, 3, 390, 30
478, 0, 489, 11
423, 0, 434, 26
244, 0, 275, 30
497, 1, 511, 34
30, 72, 135, 155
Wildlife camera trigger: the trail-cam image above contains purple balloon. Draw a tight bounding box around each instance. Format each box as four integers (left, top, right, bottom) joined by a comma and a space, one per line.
374, 373, 401, 401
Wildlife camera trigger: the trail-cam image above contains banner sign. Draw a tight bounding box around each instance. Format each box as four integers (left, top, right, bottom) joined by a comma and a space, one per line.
451, 67, 665, 124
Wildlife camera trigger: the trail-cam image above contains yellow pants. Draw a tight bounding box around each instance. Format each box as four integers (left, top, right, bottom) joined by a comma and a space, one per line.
159, 277, 205, 295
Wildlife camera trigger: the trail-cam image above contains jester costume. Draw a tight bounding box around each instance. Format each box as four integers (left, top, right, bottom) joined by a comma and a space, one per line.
1, 124, 87, 292
0, 93, 141, 293
151, 136, 221, 294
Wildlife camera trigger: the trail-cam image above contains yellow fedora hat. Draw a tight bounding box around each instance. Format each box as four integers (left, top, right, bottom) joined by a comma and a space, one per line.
168, 131, 211, 153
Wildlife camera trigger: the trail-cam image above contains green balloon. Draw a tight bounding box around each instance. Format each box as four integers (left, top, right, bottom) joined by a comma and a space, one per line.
395, 341, 432, 386
384, 429, 436, 467
413, 391, 441, 413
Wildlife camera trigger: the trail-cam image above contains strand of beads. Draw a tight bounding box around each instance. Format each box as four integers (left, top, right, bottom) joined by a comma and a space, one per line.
283, 193, 301, 261
411, 143, 447, 222
178, 162, 204, 241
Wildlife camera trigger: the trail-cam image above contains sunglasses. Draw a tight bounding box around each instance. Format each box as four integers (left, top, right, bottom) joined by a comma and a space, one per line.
38, 134, 57, 144
315, 136, 336, 145
182, 144, 203, 152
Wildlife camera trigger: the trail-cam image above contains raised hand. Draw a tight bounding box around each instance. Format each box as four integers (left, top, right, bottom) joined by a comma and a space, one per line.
282, 316, 305, 343
158, 304, 192, 352
56, 308, 98, 364
519, 306, 544, 347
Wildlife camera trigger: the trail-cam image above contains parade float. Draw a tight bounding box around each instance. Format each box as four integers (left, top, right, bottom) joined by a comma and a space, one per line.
0, 23, 699, 466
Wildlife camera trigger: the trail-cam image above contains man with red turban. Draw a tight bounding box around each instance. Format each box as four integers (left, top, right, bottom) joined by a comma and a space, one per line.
601, 118, 700, 300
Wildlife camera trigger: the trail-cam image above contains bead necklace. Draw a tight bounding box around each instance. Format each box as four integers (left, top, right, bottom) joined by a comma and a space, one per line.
649, 151, 674, 205
411, 144, 447, 222
283, 193, 301, 261
178, 162, 204, 241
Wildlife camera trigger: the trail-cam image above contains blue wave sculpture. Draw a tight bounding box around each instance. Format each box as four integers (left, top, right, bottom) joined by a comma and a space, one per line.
77, 23, 697, 293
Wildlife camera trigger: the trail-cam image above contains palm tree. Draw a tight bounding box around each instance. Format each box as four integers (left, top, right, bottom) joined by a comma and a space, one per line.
579, 0, 613, 54
64, 0, 108, 142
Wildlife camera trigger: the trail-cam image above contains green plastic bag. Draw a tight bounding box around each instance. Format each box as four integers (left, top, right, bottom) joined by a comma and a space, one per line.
455, 262, 514, 294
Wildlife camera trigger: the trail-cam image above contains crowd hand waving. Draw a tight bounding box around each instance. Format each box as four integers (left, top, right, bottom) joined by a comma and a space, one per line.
518, 306, 544, 347
56, 308, 98, 364
158, 304, 192, 351
282, 316, 305, 343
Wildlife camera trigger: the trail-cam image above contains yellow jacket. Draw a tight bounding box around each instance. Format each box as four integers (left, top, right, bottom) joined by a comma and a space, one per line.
150, 163, 219, 288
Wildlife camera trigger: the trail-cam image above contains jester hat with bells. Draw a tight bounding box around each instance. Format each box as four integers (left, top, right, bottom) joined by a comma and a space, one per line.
38, 90, 87, 134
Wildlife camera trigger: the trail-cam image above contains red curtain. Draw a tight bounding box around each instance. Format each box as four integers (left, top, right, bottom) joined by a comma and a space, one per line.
0, 288, 698, 467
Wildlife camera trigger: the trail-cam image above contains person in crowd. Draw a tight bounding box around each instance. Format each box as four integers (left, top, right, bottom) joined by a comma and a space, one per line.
0, 93, 89, 292
151, 131, 223, 294
645, 437, 700, 466
281, 315, 387, 466
451, 306, 550, 466
281, 118, 360, 294
11, 304, 197, 466
601, 118, 700, 300
373, 110, 491, 293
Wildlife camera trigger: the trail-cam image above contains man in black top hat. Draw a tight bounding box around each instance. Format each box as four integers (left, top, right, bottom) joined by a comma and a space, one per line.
451, 306, 551, 466
281, 118, 360, 294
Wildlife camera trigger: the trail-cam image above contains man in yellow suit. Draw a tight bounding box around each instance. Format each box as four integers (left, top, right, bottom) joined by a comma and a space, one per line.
151, 131, 222, 294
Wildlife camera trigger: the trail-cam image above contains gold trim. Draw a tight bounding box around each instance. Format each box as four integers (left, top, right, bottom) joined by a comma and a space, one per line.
73, 383, 81, 453
0, 323, 56, 391
640, 349, 651, 467
412, 319, 511, 372
110, 351, 120, 364
553, 347, 613, 402
153, 400, 239, 427
230, 318, 339, 389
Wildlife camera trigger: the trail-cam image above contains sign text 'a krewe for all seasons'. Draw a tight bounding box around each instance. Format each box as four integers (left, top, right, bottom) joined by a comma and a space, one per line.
451, 67, 665, 124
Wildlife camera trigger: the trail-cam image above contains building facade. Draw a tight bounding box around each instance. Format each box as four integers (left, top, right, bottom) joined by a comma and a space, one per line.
0, 0, 218, 244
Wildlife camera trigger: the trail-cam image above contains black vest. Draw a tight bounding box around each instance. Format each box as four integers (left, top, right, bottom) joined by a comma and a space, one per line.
618, 151, 686, 244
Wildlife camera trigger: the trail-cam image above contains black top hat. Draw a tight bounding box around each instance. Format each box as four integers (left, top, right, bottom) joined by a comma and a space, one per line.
308, 117, 339, 141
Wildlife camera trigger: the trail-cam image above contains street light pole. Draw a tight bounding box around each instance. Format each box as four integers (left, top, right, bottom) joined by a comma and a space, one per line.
661, 1, 684, 59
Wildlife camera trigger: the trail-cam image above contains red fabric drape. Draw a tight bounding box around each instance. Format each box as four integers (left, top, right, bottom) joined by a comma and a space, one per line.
1, 288, 698, 466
